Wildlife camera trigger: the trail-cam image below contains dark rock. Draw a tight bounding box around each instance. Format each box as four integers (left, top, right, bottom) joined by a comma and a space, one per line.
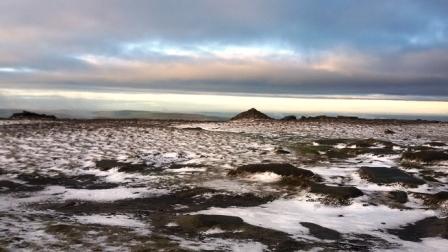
0, 180, 43, 193
359, 167, 425, 187
315, 139, 351, 146
229, 163, 315, 178
274, 147, 290, 154
299, 115, 363, 122
315, 138, 393, 150
135, 235, 192, 252
117, 163, 150, 173
230, 108, 272, 120
278, 176, 314, 188
305, 183, 364, 205
388, 191, 408, 203
401, 150, 448, 163
354, 138, 393, 148
309, 184, 364, 200
384, 129, 395, 134
294, 139, 396, 162
38, 187, 276, 215
95, 160, 153, 173
425, 141, 446, 147
430, 191, 448, 202
326, 149, 358, 159
422, 175, 439, 182
169, 163, 205, 169
172, 214, 307, 251
95, 160, 125, 171
300, 222, 342, 240
294, 145, 327, 157
336, 115, 360, 120
344, 234, 397, 251
17, 173, 117, 189
9, 110, 57, 120
45, 223, 159, 250
176, 214, 244, 232
281, 115, 297, 121
388, 217, 448, 242
416, 191, 448, 209
181, 127, 203, 131
278, 179, 362, 205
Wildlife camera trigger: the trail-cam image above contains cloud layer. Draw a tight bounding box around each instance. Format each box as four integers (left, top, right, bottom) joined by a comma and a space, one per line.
0, 0, 447, 98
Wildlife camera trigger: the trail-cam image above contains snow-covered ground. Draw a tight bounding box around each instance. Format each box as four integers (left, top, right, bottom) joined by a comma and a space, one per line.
0, 119, 447, 251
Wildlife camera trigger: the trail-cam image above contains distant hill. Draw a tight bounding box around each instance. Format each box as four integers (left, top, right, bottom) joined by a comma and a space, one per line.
94, 110, 224, 121
231, 108, 272, 120
0, 109, 224, 121
1, 108, 446, 122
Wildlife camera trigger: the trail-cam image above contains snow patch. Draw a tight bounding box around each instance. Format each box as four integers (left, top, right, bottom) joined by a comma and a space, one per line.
246, 172, 282, 183
198, 197, 436, 236
75, 214, 147, 228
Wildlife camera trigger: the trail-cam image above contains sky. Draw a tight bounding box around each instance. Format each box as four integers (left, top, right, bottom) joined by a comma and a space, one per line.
0, 0, 447, 116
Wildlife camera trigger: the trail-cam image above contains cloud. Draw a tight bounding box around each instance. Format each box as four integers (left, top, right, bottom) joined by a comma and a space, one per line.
0, 0, 447, 99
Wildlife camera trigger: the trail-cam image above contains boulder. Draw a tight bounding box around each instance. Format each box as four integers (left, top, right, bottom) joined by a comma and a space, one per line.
388, 190, 408, 203
299, 183, 364, 205
300, 222, 341, 240
95, 160, 126, 171
359, 167, 424, 187
309, 184, 364, 200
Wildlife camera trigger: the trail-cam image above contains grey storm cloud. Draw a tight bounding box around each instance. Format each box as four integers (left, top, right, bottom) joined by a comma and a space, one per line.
0, 0, 447, 98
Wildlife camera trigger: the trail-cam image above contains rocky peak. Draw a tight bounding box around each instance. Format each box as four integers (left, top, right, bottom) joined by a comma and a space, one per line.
230, 108, 272, 121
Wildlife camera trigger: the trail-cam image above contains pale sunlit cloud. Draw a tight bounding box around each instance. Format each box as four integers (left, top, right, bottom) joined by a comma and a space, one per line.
122, 41, 297, 60
0, 0, 447, 107
1, 88, 447, 117
0, 67, 35, 73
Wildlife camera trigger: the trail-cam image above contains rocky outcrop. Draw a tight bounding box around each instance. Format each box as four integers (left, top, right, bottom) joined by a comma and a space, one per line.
359, 167, 424, 187
388, 190, 408, 203
95, 159, 152, 173
230, 108, 272, 120
309, 184, 364, 200
300, 222, 342, 240
281, 115, 297, 121
175, 214, 244, 232
9, 110, 57, 120
401, 150, 448, 164
228, 163, 316, 178
388, 217, 448, 242
414, 191, 448, 211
